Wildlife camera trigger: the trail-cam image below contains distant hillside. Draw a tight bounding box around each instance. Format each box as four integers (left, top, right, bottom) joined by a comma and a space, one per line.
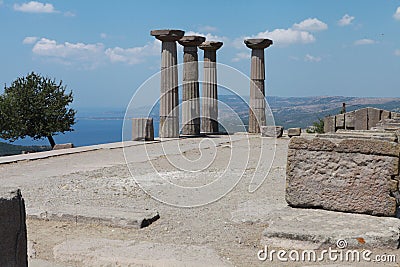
0, 142, 50, 157
266, 96, 400, 128
128, 95, 400, 130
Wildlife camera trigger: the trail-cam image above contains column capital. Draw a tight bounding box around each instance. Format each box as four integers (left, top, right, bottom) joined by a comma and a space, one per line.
244, 38, 273, 49
199, 41, 223, 51
178, 35, 206, 47
150, 29, 185, 42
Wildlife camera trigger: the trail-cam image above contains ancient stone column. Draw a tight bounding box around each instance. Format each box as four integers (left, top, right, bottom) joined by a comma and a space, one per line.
178, 35, 206, 136
199, 41, 223, 134
151, 29, 184, 138
244, 38, 273, 133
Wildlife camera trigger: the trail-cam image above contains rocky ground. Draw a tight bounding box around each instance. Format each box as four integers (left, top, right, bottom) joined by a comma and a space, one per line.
0, 134, 399, 266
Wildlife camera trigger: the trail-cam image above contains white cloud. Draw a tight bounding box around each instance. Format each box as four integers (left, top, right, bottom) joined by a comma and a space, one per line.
184, 31, 227, 43
354, 39, 376, 45
232, 52, 250, 62
292, 18, 328, 32
252, 28, 315, 46
395, 49, 400, 56
304, 54, 321, 62
23, 36, 38, 44
105, 40, 160, 65
32, 38, 105, 68
29, 37, 161, 68
100, 33, 107, 39
394, 7, 400, 20
338, 14, 355, 26
198, 25, 218, 32
14, 1, 57, 13
64, 11, 76, 17
235, 18, 329, 48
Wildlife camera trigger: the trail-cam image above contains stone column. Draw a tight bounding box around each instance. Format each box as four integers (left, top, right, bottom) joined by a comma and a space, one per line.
244, 38, 273, 133
199, 41, 223, 134
151, 29, 184, 138
178, 35, 206, 136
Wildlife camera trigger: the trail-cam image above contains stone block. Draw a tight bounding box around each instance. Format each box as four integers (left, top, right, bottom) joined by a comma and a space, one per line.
0, 189, 27, 267
261, 126, 283, 138
345, 111, 355, 129
367, 107, 382, 129
132, 118, 154, 141
323, 116, 335, 133
287, 128, 301, 137
381, 110, 391, 120
286, 137, 400, 217
354, 108, 368, 130
53, 143, 74, 150
335, 114, 345, 128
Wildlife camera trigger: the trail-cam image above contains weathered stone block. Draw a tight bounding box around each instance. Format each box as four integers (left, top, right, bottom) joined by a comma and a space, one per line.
323, 116, 335, 133
132, 118, 154, 141
368, 108, 382, 130
335, 114, 345, 128
287, 128, 301, 137
0, 189, 27, 267
392, 112, 400, 119
286, 137, 400, 217
382, 110, 391, 120
354, 108, 368, 130
345, 111, 355, 129
53, 143, 74, 150
261, 126, 283, 138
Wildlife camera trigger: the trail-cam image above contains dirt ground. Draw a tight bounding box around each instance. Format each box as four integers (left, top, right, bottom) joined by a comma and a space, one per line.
1, 134, 399, 266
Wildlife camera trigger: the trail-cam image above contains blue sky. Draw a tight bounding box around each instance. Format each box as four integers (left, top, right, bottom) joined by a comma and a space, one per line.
1, 0, 400, 109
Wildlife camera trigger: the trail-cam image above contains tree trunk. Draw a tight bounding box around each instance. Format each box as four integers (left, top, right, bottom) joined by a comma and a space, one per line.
47, 136, 56, 148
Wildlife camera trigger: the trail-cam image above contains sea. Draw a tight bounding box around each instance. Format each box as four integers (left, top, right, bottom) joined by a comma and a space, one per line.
1, 108, 159, 147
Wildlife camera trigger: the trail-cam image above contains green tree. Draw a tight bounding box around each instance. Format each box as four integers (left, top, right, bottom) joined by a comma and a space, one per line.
306, 118, 325, 134
0, 72, 76, 148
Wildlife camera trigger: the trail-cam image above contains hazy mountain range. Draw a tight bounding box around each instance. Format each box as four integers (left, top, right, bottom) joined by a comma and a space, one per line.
1, 96, 399, 156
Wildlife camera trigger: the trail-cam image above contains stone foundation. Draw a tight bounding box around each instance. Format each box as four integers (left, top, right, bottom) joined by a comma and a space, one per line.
286, 134, 400, 217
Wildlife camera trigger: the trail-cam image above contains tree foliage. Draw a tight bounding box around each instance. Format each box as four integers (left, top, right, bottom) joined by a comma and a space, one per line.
306, 118, 325, 134
0, 72, 76, 147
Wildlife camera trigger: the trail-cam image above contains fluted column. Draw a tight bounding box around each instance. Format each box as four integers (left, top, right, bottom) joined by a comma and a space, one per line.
178, 35, 205, 136
244, 38, 273, 133
151, 29, 184, 138
199, 41, 223, 134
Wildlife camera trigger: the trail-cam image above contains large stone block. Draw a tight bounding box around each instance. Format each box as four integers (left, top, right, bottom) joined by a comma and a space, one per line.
53, 143, 74, 150
286, 137, 400, 217
323, 116, 335, 133
132, 118, 154, 141
287, 128, 301, 137
0, 189, 27, 267
335, 114, 345, 128
382, 110, 391, 120
261, 126, 283, 138
354, 108, 368, 130
367, 108, 382, 129
345, 111, 355, 129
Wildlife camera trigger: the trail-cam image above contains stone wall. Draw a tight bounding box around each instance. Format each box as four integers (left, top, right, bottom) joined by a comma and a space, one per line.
0, 189, 27, 267
324, 107, 400, 133
286, 134, 400, 217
